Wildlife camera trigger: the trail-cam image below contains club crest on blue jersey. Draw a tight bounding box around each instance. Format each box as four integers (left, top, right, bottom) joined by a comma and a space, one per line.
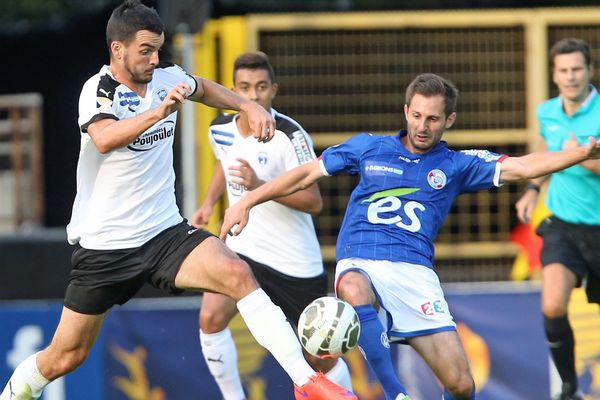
118, 91, 141, 108
157, 89, 167, 101
427, 169, 447, 190
258, 152, 268, 165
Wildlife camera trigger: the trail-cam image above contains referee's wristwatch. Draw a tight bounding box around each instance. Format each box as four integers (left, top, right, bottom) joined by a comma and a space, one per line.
525, 182, 540, 193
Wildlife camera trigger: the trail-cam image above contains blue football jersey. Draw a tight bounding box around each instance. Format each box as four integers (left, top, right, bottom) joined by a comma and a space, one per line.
320, 130, 506, 268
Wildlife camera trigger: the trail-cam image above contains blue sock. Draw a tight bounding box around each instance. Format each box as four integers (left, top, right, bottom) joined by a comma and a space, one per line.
443, 388, 475, 399
355, 304, 407, 399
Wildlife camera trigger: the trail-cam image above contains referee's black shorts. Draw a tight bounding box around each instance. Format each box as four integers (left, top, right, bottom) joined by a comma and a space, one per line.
537, 216, 600, 303
64, 221, 213, 314
238, 253, 328, 327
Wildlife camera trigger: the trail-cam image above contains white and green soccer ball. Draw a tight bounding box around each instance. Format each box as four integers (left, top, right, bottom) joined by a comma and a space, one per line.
297, 296, 361, 359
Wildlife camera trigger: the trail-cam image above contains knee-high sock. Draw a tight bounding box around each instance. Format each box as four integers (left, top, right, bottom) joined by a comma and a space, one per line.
354, 304, 408, 399
0, 352, 49, 400
236, 288, 314, 386
325, 358, 353, 391
200, 328, 246, 400
544, 315, 577, 391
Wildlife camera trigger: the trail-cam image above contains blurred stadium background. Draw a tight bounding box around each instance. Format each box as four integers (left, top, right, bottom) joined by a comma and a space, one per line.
1, 1, 600, 399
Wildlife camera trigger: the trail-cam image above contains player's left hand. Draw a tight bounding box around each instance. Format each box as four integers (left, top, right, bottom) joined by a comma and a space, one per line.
240, 101, 275, 143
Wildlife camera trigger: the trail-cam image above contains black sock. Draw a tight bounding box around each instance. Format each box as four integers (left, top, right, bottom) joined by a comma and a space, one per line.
544, 315, 577, 393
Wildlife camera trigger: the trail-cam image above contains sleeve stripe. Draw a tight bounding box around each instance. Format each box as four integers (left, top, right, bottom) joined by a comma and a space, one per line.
81, 113, 119, 133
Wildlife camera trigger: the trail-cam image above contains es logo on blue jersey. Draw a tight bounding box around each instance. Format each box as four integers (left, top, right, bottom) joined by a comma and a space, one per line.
362, 188, 425, 233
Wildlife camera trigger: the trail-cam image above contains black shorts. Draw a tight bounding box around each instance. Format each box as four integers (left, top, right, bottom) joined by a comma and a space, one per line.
536, 216, 600, 303
238, 253, 328, 327
64, 221, 213, 314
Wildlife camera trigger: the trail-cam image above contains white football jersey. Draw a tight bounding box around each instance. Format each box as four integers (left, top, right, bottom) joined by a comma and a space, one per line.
209, 109, 323, 278
67, 63, 197, 249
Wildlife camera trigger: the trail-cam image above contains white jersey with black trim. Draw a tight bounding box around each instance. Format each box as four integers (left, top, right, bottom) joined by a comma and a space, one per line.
67, 62, 197, 249
209, 108, 323, 278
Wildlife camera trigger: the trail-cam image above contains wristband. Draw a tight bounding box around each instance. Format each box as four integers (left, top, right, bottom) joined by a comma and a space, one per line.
525, 182, 540, 193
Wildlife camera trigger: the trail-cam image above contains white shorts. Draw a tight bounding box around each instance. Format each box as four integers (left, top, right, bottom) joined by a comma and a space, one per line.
335, 258, 456, 343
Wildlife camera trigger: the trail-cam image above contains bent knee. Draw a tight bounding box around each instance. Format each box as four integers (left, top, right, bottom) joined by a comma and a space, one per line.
337, 273, 374, 306
446, 375, 475, 398
219, 259, 257, 298
200, 309, 231, 332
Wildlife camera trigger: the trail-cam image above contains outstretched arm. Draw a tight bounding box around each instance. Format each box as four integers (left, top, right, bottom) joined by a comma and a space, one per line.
500, 136, 600, 183
219, 160, 326, 239
189, 76, 274, 143
228, 158, 322, 215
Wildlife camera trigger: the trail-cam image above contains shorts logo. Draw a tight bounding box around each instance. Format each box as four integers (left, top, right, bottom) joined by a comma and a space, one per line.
380, 332, 390, 348
427, 169, 446, 190
421, 300, 446, 316
258, 152, 268, 165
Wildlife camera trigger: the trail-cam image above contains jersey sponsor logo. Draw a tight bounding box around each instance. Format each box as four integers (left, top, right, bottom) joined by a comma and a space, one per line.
362, 188, 425, 233
228, 181, 245, 197
127, 120, 175, 151
427, 169, 446, 189
460, 149, 502, 163
364, 162, 403, 176
420, 300, 446, 316
258, 151, 268, 165
157, 89, 167, 101
211, 129, 234, 146
118, 91, 141, 108
546, 125, 560, 132
291, 131, 313, 164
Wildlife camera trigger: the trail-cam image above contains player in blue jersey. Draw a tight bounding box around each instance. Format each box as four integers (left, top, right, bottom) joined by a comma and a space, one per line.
219, 73, 600, 400
516, 38, 600, 400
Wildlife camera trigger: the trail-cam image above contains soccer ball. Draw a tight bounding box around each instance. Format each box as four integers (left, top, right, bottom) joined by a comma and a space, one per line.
297, 296, 361, 358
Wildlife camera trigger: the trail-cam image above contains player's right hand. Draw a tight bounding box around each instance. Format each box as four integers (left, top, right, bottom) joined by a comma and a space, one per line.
191, 203, 213, 228
219, 201, 250, 240
157, 83, 191, 119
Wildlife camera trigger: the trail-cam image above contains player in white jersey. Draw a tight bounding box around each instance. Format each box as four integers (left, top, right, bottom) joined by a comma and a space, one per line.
191, 51, 352, 400
0, 3, 356, 400
219, 73, 600, 400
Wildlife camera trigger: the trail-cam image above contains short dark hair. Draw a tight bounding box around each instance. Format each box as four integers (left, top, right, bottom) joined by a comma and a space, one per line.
550, 38, 592, 68
106, 0, 164, 50
233, 51, 275, 84
405, 73, 459, 117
